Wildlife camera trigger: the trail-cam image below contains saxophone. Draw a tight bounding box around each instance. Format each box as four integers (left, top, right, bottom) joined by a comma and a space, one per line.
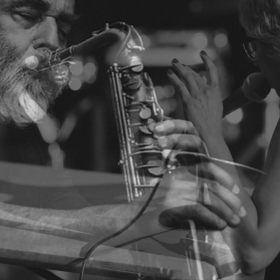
106, 22, 167, 202
106, 24, 239, 278
24, 22, 168, 202
24, 22, 241, 279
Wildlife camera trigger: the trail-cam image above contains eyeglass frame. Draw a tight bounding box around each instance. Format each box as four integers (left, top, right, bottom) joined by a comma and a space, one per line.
243, 37, 258, 63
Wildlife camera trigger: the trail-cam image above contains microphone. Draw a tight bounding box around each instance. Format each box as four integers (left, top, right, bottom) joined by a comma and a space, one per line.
222, 72, 271, 117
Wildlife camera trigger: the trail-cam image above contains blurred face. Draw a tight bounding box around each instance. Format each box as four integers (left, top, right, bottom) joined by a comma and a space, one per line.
0, 0, 76, 125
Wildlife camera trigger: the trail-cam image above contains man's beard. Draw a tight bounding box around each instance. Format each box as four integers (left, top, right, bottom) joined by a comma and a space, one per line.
0, 33, 68, 126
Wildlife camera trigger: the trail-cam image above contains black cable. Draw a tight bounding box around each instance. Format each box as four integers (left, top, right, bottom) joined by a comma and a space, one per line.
78, 178, 161, 280
78, 149, 266, 279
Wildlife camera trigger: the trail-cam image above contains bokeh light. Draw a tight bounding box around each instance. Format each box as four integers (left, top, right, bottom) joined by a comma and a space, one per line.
84, 62, 97, 83
160, 99, 177, 115
141, 34, 151, 49
163, 85, 175, 98
214, 33, 228, 48
69, 77, 82, 91
192, 32, 208, 49
226, 108, 244, 124
68, 57, 99, 90
155, 85, 176, 100
70, 60, 83, 76
155, 86, 165, 100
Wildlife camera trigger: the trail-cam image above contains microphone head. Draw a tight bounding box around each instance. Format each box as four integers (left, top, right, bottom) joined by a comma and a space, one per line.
242, 72, 271, 102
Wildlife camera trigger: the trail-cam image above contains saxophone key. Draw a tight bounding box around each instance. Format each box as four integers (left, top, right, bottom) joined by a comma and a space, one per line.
148, 121, 157, 133
129, 122, 142, 127
139, 107, 152, 120
147, 160, 165, 176
149, 177, 161, 186
122, 93, 135, 101
139, 125, 152, 135
122, 77, 142, 91
141, 137, 156, 147
132, 138, 154, 149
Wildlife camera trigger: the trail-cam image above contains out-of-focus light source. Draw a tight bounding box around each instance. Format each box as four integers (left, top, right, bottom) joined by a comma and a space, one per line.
155, 85, 176, 100
214, 33, 228, 48
163, 85, 175, 98
192, 32, 208, 49
155, 86, 165, 100
70, 60, 83, 76
141, 34, 151, 49
224, 124, 241, 142
84, 62, 97, 83
226, 108, 244, 124
69, 77, 82, 91
160, 99, 177, 115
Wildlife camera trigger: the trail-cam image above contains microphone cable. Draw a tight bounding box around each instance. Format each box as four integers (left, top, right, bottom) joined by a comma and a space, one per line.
78, 177, 162, 280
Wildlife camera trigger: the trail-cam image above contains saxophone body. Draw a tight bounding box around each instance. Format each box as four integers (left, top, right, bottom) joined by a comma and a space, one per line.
24, 22, 240, 278
107, 23, 166, 202
25, 21, 168, 202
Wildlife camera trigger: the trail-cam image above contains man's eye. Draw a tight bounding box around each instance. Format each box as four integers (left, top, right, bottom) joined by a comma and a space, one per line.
16, 12, 41, 23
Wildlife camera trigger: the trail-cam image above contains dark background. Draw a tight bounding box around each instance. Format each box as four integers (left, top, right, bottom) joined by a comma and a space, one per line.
0, 1, 277, 279
0, 0, 266, 173
56, 0, 264, 173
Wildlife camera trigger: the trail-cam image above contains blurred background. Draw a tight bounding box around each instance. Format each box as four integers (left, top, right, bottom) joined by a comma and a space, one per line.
0, 0, 279, 279
0, 0, 275, 174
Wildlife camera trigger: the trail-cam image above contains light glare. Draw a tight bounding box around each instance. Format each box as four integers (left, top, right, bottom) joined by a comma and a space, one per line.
69, 77, 82, 91
214, 33, 228, 48
70, 60, 83, 76
193, 33, 208, 49
226, 109, 244, 124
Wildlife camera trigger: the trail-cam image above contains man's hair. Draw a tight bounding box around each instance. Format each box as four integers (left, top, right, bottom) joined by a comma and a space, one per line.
239, 0, 280, 57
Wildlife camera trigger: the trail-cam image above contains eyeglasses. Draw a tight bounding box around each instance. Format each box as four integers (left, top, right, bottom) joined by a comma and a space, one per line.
243, 37, 258, 63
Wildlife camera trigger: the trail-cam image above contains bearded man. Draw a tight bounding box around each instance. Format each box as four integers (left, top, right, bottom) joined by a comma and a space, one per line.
0, 0, 78, 165
0, 0, 77, 124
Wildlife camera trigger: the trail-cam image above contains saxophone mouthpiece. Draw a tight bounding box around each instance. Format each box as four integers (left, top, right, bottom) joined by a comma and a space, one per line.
24, 28, 124, 72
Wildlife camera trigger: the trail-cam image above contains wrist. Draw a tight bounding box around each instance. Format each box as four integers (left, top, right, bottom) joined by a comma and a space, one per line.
200, 127, 223, 144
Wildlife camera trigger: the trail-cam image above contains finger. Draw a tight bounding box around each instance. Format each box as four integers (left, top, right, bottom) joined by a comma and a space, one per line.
193, 162, 238, 194
154, 119, 197, 136
200, 51, 219, 87
201, 75, 208, 84
182, 64, 207, 88
206, 162, 238, 193
171, 58, 200, 93
186, 163, 246, 218
207, 163, 247, 217
159, 204, 227, 230
203, 177, 245, 219
157, 134, 202, 150
200, 183, 242, 227
200, 70, 210, 84
167, 69, 190, 102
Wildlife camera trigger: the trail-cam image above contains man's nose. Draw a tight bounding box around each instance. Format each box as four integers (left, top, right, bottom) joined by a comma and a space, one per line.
33, 17, 60, 50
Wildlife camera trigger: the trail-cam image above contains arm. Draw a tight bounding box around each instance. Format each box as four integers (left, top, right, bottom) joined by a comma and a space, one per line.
165, 51, 280, 274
